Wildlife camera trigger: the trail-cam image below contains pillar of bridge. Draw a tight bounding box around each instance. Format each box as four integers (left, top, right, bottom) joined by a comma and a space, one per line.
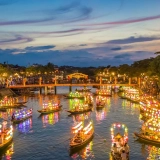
110, 76, 112, 83
129, 78, 131, 85
6, 79, 9, 88
138, 77, 141, 87
39, 77, 42, 85
100, 77, 102, 85
114, 76, 117, 85
69, 86, 72, 92
39, 88, 42, 94
23, 78, 27, 86
44, 86, 48, 95
54, 86, 57, 95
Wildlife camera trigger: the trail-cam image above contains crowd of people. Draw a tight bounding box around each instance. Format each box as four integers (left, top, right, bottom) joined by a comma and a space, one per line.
111, 137, 130, 160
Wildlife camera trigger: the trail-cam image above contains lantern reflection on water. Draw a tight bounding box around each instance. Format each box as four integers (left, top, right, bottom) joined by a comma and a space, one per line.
96, 107, 107, 122
70, 141, 94, 159
42, 112, 59, 125
0, 142, 14, 160
122, 99, 140, 115
16, 118, 32, 133
72, 112, 91, 123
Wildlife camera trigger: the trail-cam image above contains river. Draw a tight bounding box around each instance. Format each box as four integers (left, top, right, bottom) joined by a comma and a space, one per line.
0, 87, 158, 160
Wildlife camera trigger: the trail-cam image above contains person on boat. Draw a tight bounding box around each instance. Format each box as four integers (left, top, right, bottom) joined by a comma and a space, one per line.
111, 143, 119, 154
12, 113, 15, 120
123, 143, 130, 155
121, 150, 127, 160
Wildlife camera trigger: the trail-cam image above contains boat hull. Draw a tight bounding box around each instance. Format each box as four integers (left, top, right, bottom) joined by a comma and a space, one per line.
67, 108, 92, 114
0, 137, 13, 150
63, 95, 84, 99
37, 108, 61, 114
12, 115, 32, 124
70, 132, 94, 149
134, 132, 160, 146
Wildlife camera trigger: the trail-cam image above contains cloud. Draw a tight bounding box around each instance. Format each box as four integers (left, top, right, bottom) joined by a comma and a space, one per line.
79, 44, 87, 46
80, 14, 160, 26
55, 1, 79, 14
0, 35, 33, 45
0, 46, 149, 67
0, 2, 93, 26
24, 45, 55, 51
111, 47, 121, 51
114, 53, 131, 59
107, 36, 160, 44
0, 17, 54, 26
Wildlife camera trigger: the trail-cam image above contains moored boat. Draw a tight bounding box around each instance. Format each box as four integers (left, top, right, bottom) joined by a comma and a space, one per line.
134, 118, 160, 146
70, 121, 94, 150
11, 108, 32, 123
37, 101, 62, 114
75, 87, 91, 92
0, 121, 13, 150
96, 96, 107, 109
67, 107, 92, 115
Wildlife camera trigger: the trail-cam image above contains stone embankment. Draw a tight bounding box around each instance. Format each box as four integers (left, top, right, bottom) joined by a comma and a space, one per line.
0, 88, 17, 98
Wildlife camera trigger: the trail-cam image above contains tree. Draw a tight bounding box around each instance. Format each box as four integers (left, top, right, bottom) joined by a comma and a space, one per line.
150, 55, 160, 78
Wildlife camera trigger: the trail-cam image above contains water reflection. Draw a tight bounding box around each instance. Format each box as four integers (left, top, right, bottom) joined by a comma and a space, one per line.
122, 99, 140, 115
72, 112, 91, 123
16, 118, 32, 133
0, 142, 14, 160
96, 107, 107, 122
70, 141, 94, 159
42, 112, 59, 126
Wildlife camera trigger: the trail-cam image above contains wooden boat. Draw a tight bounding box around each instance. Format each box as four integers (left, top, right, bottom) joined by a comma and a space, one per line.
0, 107, 6, 112
75, 88, 91, 92
11, 109, 32, 124
0, 122, 13, 150
134, 132, 160, 146
14, 101, 27, 105
96, 104, 105, 110
63, 95, 84, 99
37, 106, 61, 114
12, 115, 32, 124
67, 107, 92, 115
110, 123, 129, 160
0, 137, 13, 150
70, 122, 94, 150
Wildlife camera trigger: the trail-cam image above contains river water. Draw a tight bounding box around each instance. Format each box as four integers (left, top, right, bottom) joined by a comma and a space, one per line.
0, 87, 158, 160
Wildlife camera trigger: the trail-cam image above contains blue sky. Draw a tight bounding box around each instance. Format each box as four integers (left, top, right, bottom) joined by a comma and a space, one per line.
0, 0, 160, 67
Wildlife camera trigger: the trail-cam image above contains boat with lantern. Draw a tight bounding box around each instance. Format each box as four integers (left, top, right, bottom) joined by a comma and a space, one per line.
70, 121, 94, 150
84, 94, 93, 107
67, 104, 92, 115
96, 96, 107, 109
11, 108, 32, 123
64, 92, 85, 99
94, 88, 112, 97
0, 121, 13, 150
110, 123, 129, 160
75, 87, 91, 92
134, 118, 160, 146
37, 102, 62, 114
0, 96, 27, 108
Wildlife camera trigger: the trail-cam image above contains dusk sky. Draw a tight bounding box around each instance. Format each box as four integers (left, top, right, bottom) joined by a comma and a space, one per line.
0, 0, 160, 67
